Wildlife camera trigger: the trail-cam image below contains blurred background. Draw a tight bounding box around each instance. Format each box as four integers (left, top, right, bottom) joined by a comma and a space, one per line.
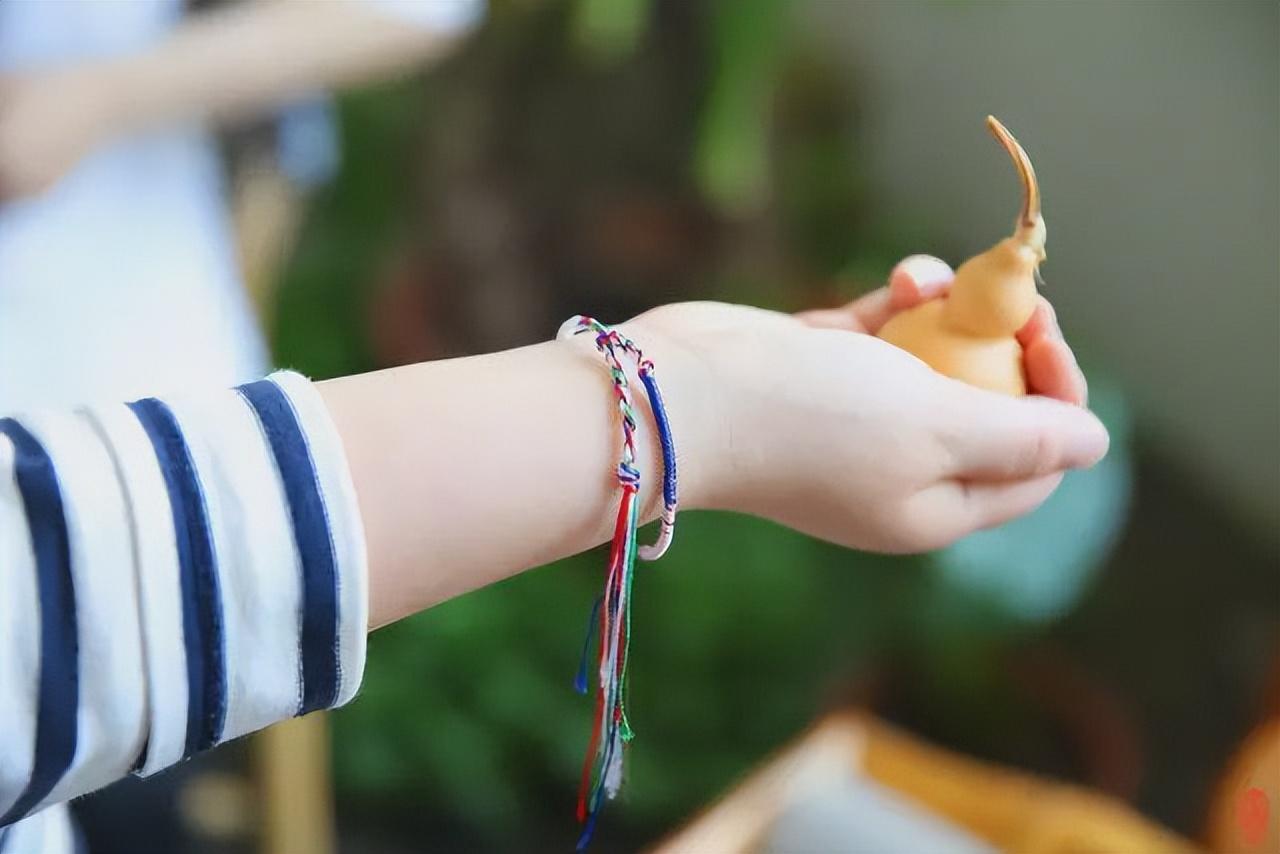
2, 0, 1276, 852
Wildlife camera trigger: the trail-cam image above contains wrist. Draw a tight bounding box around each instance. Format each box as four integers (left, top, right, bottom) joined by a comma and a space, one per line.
614, 318, 730, 517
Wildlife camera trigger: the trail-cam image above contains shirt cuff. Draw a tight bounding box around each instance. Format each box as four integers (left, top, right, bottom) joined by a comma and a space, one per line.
121, 369, 369, 773
0, 371, 368, 827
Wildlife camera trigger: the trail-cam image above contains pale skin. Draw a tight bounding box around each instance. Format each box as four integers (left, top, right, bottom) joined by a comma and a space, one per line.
319, 255, 1107, 630
0, 0, 462, 200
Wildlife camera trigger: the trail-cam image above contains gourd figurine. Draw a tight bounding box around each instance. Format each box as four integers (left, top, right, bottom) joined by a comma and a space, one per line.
878, 116, 1045, 396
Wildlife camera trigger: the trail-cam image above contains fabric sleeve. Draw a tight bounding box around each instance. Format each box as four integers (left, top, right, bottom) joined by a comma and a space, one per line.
0, 371, 368, 828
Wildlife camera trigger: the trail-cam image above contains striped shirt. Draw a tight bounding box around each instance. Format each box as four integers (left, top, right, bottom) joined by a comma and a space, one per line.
0, 372, 367, 851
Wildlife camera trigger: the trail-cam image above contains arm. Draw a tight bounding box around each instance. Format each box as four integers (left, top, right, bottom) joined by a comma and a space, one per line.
326, 258, 1104, 629
320, 332, 693, 629
95, 0, 478, 132
0, 0, 479, 199
0, 265, 1104, 823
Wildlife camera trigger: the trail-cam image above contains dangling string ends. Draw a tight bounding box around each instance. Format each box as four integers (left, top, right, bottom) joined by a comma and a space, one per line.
558, 315, 681, 849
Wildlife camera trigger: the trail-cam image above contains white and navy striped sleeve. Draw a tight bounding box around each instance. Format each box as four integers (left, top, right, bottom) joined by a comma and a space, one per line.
0, 371, 368, 831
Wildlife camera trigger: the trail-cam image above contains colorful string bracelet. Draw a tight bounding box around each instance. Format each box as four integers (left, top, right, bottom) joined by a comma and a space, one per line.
556, 315, 680, 848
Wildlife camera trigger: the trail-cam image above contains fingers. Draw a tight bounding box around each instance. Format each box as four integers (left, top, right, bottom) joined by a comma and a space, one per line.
888, 254, 954, 310
797, 255, 954, 334
958, 473, 1063, 530
1017, 298, 1088, 404
859, 254, 954, 332
912, 473, 1064, 543
941, 391, 1109, 481
795, 303, 875, 333
1025, 337, 1088, 406
1015, 296, 1060, 345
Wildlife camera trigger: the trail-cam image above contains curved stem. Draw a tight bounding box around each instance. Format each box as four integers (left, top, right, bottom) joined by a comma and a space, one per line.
986, 115, 1040, 229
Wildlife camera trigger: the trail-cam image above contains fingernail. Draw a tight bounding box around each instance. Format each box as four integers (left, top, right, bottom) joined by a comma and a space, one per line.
895, 255, 953, 297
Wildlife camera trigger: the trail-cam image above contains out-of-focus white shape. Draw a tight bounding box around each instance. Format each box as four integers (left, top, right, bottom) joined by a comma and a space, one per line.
766, 776, 998, 854
0, 0, 267, 410
363, 0, 486, 34
0, 0, 182, 69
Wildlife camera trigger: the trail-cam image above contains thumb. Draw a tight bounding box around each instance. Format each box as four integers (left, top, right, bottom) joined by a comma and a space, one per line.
941, 389, 1110, 481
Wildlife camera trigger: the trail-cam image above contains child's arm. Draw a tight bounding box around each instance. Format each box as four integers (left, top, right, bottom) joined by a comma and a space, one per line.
0, 263, 1103, 826
324, 258, 1103, 628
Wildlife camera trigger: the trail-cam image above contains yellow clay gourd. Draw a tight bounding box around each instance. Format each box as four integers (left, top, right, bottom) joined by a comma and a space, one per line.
877, 116, 1046, 396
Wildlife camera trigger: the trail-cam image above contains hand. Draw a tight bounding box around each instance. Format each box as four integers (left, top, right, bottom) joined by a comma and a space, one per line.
622, 258, 1107, 554
0, 69, 114, 201
797, 254, 1089, 404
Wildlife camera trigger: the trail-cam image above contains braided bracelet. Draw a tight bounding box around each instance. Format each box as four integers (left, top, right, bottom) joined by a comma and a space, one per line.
556, 315, 680, 848
559, 315, 679, 559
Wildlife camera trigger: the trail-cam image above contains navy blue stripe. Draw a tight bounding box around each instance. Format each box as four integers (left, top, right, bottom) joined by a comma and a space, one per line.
0, 420, 79, 828
126, 399, 225, 756
237, 380, 340, 714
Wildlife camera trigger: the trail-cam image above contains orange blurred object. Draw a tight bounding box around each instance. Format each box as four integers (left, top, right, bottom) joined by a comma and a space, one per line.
1205, 717, 1279, 854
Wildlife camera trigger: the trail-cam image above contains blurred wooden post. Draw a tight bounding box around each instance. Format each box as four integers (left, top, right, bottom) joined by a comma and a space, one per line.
232, 158, 304, 332
256, 713, 337, 854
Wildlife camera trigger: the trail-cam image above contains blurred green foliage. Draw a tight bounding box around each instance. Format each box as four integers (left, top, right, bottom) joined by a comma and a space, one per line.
694, 0, 785, 216
271, 0, 1131, 848
336, 516, 877, 838
572, 0, 649, 63
274, 82, 427, 378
